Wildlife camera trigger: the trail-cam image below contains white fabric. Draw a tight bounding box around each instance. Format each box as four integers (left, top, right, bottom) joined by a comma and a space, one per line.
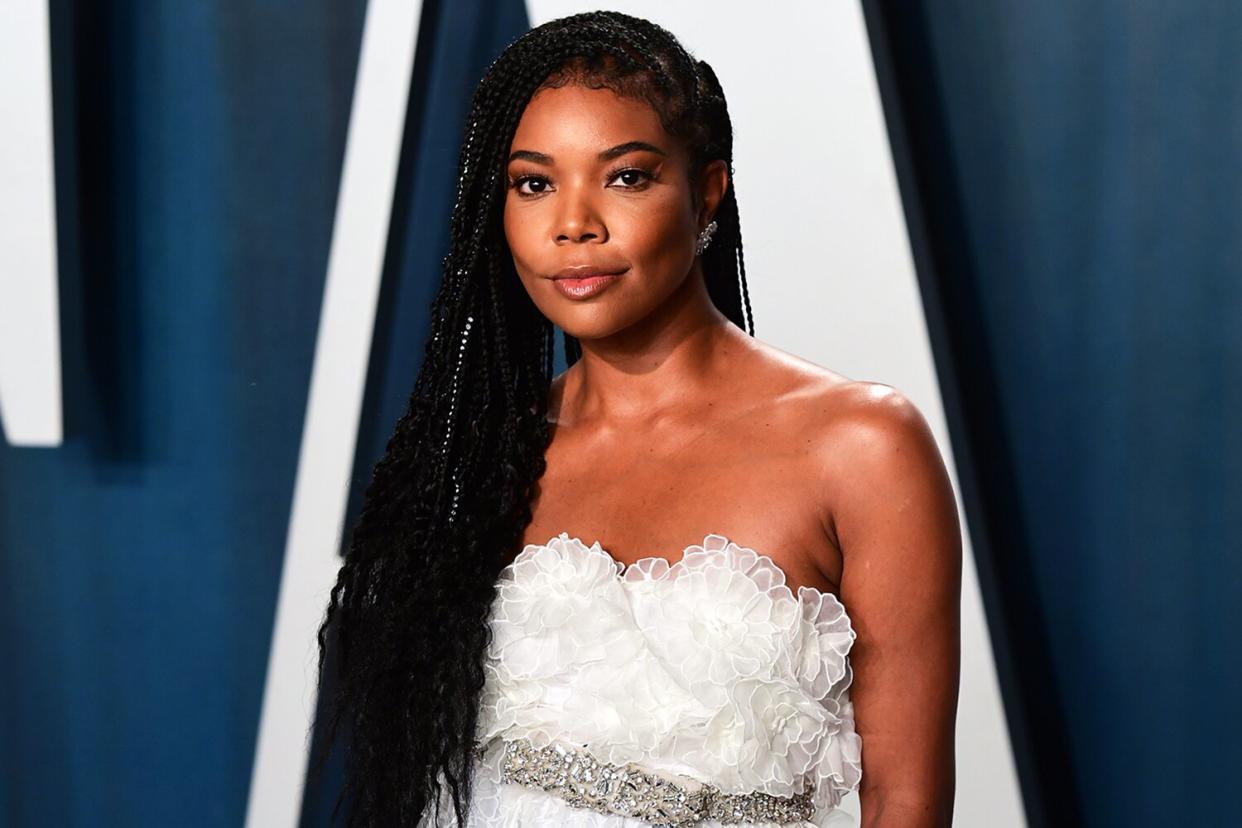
423, 532, 862, 826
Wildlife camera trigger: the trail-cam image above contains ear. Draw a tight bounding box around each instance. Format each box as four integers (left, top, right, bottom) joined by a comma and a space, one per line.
696, 159, 729, 228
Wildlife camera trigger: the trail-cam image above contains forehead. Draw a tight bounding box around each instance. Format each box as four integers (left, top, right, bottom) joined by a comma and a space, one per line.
508, 84, 674, 157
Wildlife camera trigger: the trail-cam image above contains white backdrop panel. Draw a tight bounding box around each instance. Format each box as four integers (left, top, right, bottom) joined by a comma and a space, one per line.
0, 0, 62, 447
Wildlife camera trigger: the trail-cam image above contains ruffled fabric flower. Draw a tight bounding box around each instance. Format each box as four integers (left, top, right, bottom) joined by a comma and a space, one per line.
627, 538, 802, 709
689, 676, 829, 792
486, 535, 632, 679
811, 697, 863, 813
477, 534, 646, 748
791, 587, 857, 701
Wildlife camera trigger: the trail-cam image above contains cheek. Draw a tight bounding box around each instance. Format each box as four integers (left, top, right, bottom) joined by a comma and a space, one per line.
617, 193, 695, 277
503, 199, 540, 284
625, 202, 695, 273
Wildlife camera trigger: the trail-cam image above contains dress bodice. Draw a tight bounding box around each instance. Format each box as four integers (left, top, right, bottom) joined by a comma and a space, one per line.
443, 531, 863, 826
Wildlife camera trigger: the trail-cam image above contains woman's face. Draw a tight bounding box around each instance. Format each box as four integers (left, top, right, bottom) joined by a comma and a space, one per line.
503, 83, 726, 340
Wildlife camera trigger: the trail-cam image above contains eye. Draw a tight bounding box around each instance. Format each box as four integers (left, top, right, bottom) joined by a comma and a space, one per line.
510, 174, 551, 197
608, 167, 654, 190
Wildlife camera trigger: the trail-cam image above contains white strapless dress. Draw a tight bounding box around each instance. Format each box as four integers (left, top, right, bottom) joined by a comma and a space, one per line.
421, 532, 862, 827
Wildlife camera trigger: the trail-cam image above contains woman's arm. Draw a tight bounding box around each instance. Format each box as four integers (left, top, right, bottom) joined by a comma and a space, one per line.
822, 383, 963, 827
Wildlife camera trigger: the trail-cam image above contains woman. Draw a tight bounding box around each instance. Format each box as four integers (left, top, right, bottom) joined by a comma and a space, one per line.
314, 10, 961, 828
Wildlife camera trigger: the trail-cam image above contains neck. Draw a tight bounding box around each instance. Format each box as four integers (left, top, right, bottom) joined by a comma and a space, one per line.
558, 265, 752, 425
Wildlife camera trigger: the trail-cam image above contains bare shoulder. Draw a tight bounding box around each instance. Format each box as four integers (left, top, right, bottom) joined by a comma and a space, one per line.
817, 379, 948, 509
818, 380, 941, 467
742, 338, 947, 495
743, 338, 927, 435
797, 378, 960, 580
751, 346, 962, 616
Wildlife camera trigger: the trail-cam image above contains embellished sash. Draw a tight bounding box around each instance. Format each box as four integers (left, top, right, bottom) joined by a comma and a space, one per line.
497, 737, 817, 826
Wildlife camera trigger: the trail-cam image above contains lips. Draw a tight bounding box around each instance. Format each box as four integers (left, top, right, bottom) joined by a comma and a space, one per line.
549, 266, 628, 300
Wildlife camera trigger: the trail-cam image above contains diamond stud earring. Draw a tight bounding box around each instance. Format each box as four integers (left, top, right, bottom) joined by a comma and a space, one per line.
695, 220, 718, 256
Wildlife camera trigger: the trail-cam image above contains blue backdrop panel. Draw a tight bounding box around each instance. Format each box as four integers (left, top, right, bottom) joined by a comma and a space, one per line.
0, 1, 366, 825
867, 2, 1242, 826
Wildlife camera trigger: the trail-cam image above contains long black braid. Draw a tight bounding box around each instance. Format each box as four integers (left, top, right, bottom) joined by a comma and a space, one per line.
311, 11, 755, 826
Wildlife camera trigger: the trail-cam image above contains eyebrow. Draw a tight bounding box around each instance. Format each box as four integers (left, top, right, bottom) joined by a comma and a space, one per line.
507, 140, 667, 165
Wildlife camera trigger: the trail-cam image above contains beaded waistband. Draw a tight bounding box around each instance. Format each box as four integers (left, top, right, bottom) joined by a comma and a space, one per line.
496, 736, 816, 826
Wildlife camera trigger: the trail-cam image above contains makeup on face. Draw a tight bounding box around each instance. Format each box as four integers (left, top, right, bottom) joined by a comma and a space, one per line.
550, 271, 628, 300
502, 84, 702, 338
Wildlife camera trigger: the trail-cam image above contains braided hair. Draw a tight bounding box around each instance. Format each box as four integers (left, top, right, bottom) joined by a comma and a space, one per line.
313, 11, 755, 826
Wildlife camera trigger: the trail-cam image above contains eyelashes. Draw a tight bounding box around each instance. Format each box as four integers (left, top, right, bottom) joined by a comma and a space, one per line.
508, 165, 657, 198
510, 174, 551, 196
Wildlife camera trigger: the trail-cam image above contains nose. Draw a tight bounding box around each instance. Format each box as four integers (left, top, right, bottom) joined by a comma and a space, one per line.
554, 181, 607, 244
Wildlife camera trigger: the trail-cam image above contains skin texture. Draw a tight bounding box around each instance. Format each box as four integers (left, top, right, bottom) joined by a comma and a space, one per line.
503, 83, 962, 828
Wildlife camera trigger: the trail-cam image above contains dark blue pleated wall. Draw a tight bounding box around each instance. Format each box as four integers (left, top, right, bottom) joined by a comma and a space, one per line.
866, 3, 1242, 826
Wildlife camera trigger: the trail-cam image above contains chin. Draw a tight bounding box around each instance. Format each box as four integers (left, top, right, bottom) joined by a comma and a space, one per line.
556, 317, 626, 343
550, 304, 647, 342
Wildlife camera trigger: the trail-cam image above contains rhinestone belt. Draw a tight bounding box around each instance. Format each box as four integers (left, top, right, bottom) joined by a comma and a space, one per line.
496, 736, 816, 826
